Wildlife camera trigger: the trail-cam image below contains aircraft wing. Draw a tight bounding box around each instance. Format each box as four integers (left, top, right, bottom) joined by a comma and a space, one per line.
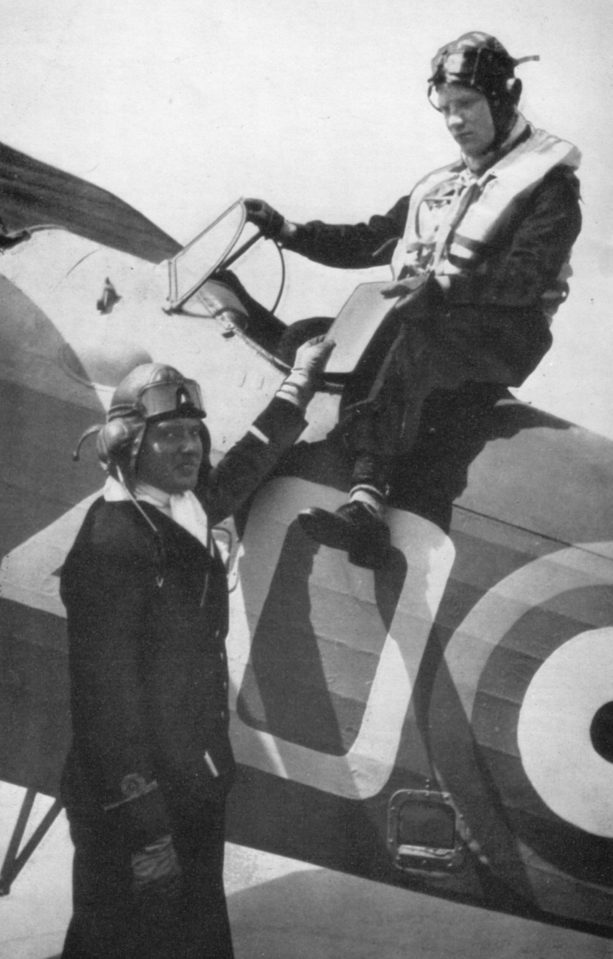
0, 140, 179, 262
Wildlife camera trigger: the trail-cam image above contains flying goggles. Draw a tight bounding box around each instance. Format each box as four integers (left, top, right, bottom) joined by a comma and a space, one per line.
72, 367, 206, 465
109, 377, 206, 422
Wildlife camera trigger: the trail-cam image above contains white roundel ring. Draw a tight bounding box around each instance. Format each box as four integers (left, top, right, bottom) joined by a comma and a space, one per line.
440, 541, 613, 844
517, 628, 613, 838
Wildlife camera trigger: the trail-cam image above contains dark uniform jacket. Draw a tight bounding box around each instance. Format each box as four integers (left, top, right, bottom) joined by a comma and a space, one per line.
60, 396, 305, 853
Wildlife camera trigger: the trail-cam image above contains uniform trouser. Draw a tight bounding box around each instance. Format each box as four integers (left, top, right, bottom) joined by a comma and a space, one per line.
61, 802, 234, 959
342, 323, 466, 492
342, 308, 548, 494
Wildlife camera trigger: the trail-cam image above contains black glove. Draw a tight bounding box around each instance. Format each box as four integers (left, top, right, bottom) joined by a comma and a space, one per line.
380, 272, 444, 316
131, 833, 182, 901
244, 198, 286, 239
380, 272, 430, 301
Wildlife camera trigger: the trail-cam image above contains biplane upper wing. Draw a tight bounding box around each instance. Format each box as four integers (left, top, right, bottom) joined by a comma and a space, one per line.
0, 140, 179, 262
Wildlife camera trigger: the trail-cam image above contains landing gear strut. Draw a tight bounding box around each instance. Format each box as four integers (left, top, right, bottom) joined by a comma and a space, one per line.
0, 788, 63, 895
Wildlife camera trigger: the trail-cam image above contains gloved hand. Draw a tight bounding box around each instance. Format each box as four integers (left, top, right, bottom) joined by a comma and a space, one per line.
380, 272, 430, 300
244, 198, 287, 240
131, 833, 182, 900
276, 334, 335, 409
294, 334, 336, 376
380, 271, 444, 316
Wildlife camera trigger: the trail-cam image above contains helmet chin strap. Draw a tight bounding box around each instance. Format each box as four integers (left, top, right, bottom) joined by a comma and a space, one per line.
464, 105, 520, 173
490, 99, 519, 150
479, 74, 523, 152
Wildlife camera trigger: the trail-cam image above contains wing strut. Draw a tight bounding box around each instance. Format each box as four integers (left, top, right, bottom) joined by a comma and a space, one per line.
0, 789, 63, 895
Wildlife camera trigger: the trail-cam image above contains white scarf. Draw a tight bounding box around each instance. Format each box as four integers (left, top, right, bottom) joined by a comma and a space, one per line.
103, 476, 210, 550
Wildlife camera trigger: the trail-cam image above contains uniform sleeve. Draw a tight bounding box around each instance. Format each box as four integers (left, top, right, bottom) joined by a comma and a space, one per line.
63, 549, 171, 850
285, 195, 410, 269
445, 166, 582, 309
199, 396, 307, 525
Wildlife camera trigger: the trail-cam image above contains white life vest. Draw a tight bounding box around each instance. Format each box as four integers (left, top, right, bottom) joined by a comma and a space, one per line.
391, 125, 581, 318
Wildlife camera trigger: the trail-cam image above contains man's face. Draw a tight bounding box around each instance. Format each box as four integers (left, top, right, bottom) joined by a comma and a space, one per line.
137, 417, 203, 493
435, 84, 496, 157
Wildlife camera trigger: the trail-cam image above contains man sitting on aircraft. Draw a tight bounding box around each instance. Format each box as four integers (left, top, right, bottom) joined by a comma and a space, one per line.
59, 337, 332, 959
244, 31, 582, 570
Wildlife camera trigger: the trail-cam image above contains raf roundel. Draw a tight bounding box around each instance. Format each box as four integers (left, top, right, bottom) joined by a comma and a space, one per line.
428, 541, 613, 895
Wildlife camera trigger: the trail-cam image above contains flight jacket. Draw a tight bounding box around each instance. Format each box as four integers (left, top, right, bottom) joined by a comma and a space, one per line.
286, 126, 582, 386
60, 396, 306, 851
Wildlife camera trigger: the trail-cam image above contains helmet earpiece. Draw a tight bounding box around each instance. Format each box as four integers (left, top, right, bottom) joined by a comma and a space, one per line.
96, 417, 146, 478
506, 77, 522, 106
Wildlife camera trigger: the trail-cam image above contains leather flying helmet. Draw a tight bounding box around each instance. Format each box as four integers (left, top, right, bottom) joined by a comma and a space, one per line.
73, 363, 210, 481
428, 32, 539, 145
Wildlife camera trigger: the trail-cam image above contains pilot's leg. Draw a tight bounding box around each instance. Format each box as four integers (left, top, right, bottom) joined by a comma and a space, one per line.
298, 326, 447, 570
298, 403, 393, 570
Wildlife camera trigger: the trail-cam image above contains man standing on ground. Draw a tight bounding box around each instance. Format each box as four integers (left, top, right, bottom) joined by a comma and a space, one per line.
60, 336, 333, 959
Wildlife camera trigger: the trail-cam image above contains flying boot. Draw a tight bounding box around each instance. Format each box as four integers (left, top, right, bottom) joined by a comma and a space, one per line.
298, 452, 391, 569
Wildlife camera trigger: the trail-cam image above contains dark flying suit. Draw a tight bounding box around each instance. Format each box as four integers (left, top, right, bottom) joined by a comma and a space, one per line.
60, 396, 306, 959
285, 124, 582, 465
